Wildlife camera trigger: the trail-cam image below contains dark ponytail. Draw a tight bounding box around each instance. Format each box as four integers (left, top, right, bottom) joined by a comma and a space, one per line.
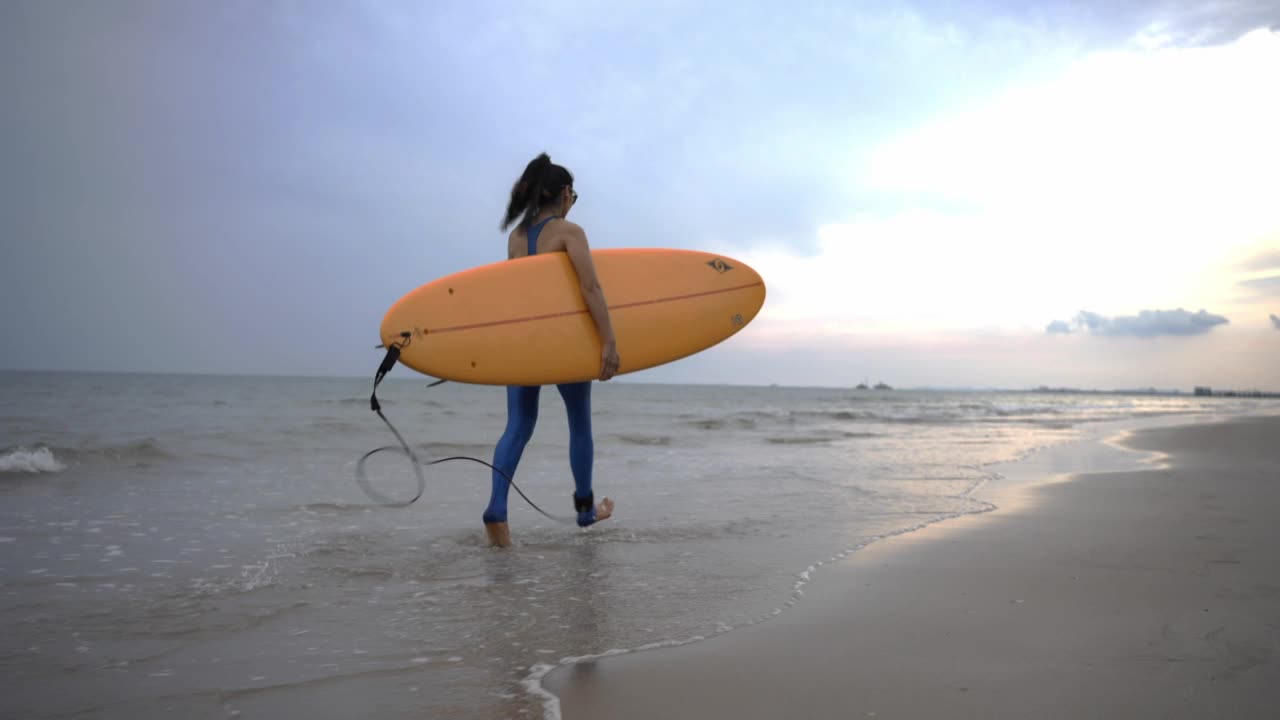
501, 153, 574, 230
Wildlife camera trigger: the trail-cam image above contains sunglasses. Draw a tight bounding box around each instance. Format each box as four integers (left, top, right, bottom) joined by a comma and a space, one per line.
570, 188, 579, 203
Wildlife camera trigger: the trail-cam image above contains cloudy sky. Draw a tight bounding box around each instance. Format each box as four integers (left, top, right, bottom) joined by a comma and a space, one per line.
3, 0, 1278, 390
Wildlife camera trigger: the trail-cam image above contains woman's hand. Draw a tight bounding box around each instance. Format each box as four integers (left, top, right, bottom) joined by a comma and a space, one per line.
600, 340, 621, 381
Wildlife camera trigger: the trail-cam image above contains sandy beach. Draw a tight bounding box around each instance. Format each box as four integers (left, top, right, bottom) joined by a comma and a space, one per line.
547, 414, 1280, 719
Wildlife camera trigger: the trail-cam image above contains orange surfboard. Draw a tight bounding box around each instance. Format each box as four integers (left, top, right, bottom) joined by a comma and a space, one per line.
380, 249, 766, 385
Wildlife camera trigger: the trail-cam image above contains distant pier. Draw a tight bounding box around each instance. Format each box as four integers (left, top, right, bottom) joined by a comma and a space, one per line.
1028, 386, 1280, 399
1194, 386, 1280, 399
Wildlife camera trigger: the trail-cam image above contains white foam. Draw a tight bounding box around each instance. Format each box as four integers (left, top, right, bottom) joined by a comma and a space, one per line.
525, 635, 709, 720
0, 447, 66, 474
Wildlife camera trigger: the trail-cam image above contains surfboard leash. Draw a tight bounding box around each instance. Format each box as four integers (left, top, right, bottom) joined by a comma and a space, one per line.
355, 335, 575, 524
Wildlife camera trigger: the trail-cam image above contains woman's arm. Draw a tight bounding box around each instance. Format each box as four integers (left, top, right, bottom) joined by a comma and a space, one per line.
562, 224, 621, 380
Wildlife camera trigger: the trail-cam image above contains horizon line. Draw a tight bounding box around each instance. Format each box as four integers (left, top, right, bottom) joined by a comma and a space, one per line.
2, 367, 1275, 396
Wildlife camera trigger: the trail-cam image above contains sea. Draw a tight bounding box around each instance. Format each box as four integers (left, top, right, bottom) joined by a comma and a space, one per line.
1, 370, 1274, 719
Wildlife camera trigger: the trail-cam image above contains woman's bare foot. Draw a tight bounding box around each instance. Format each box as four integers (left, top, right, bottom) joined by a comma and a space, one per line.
484, 521, 512, 548
594, 497, 615, 522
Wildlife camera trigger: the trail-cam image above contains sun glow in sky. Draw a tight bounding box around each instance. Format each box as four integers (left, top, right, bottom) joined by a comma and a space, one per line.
743, 28, 1279, 343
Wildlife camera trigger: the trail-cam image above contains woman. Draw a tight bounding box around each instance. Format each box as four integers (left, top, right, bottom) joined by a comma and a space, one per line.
484, 153, 620, 548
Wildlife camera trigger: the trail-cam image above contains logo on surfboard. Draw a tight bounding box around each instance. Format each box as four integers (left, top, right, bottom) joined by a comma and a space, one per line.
707, 258, 733, 273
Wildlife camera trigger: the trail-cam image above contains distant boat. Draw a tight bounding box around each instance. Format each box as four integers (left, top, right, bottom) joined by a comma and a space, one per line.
873, 382, 893, 390
855, 383, 869, 390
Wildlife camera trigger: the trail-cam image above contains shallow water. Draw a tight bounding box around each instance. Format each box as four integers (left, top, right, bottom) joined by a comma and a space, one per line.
1, 371, 1271, 718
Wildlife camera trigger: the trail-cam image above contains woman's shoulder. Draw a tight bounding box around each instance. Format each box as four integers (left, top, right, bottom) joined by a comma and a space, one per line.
548, 218, 587, 241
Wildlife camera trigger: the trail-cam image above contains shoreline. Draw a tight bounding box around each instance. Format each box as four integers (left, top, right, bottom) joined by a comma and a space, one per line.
544, 413, 1280, 719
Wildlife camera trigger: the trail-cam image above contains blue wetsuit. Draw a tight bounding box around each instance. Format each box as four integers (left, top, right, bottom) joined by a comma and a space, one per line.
484, 216, 599, 527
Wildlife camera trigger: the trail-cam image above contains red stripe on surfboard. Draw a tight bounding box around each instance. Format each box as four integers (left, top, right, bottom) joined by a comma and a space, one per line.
426, 281, 764, 335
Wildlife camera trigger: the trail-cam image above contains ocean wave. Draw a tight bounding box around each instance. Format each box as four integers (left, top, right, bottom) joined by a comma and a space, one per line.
799, 409, 963, 424
307, 418, 366, 433
416, 440, 494, 455
766, 435, 835, 445
616, 434, 672, 446
299, 502, 370, 513
334, 397, 392, 406
329, 396, 448, 408
1, 439, 170, 470
682, 417, 758, 431
766, 430, 879, 445
744, 404, 1082, 426
74, 438, 171, 462
689, 407, 1016, 428
985, 403, 1066, 416
0, 446, 66, 473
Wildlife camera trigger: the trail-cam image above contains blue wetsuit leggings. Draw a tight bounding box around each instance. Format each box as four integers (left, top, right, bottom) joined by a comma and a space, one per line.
484, 382, 596, 526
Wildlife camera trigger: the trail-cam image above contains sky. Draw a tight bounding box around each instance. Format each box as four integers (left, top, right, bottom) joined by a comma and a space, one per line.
2, 0, 1278, 390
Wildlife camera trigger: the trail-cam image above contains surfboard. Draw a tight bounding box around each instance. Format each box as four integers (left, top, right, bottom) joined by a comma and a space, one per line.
380, 248, 766, 385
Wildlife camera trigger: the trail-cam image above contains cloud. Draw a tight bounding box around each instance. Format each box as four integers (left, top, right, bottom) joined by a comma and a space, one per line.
1047, 308, 1230, 337
1235, 247, 1280, 272
1129, 0, 1280, 48
1271, 313, 1280, 330
1238, 275, 1280, 297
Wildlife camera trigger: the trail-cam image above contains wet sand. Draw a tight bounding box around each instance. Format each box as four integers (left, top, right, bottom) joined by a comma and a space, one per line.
546, 415, 1280, 719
